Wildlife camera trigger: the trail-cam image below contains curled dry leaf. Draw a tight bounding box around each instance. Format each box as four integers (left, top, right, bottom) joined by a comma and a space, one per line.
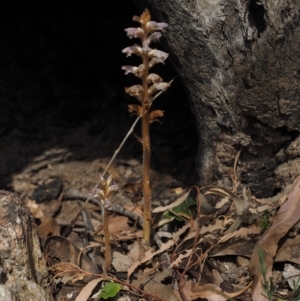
181, 280, 252, 301
171, 246, 194, 268
153, 190, 190, 213
44, 235, 99, 285
249, 176, 300, 301
74, 278, 104, 301
190, 282, 253, 301
204, 186, 249, 216
49, 262, 94, 285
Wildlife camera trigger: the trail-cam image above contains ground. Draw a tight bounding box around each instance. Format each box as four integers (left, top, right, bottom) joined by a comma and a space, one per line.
2, 104, 300, 300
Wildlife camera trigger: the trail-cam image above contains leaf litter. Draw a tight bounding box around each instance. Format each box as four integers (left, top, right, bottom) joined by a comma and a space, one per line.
11, 154, 300, 301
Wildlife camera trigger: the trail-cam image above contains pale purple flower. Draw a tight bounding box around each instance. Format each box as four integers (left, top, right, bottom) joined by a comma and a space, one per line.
122, 64, 145, 78
125, 85, 144, 101
149, 57, 166, 68
104, 199, 112, 209
89, 188, 104, 200
147, 32, 162, 44
146, 21, 168, 33
148, 49, 169, 61
146, 73, 162, 84
148, 82, 172, 96
122, 45, 142, 57
108, 184, 118, 194
122, 65, 136, 75
125, 27, 144, 39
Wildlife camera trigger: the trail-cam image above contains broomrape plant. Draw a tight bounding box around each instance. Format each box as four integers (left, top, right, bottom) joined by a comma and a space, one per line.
89, 174, 118, 271
122, 9, 172, 243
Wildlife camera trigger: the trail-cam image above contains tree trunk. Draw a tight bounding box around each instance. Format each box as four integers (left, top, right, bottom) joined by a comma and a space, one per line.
132, 0, 300, 197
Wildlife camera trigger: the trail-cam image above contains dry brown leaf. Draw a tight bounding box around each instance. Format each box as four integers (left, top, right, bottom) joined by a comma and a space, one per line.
249, 176, 300, 301
108, 215, 132, 234
98, 162, 119, 178
172, 223, 191, 240
171, 248, 193, 268
200, 217, 225, 235
127, 240, 141, 262
210, 240, 256, 257
112, 236, 144, 272
112, 251, 134, 271
211, 269, 224, 286
275, 234, 300, 264
49, 262, 97, 285
176, 218, 223, 248
74, 278, 104, 301
127, 239, 175, 279
153, 190, 190, 213
225, 216, 243, 234
214, 196, 230, 209
44, 235, 99, 282
142, 269, 180, 301
36, 217, 59, 239
204, 186, 248, 215
154, 216, 176, 228
220, 225, 261, 243
249, 203, 273, 214
191, 282, 252, 300
181, 281, 252, 301
124, 205, 143, 217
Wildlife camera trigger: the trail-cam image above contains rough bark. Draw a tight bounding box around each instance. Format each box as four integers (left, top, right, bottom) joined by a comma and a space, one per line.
132, 0, 300, 197
0, 191, 50, 301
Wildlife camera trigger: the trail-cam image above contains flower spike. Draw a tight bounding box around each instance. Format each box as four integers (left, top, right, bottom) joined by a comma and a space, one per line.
122, 8, 172, 243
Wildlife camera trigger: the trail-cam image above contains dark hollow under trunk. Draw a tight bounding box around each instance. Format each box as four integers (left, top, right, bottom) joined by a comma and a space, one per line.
132, 0, 300, 197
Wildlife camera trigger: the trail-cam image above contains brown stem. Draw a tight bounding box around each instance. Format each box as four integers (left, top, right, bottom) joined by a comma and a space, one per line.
142, 110, 151, 242
141, 29, 152, 243
103, 206, 111, 272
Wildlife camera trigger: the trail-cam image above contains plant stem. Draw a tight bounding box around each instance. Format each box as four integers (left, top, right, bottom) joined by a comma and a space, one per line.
102, 205, 111, 272
141, 38, 151, 243
142, 110, 151, 242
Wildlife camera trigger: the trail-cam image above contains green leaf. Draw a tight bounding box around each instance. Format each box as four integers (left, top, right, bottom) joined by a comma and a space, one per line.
163, 197, 196, 221
98, 282, 121, 299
